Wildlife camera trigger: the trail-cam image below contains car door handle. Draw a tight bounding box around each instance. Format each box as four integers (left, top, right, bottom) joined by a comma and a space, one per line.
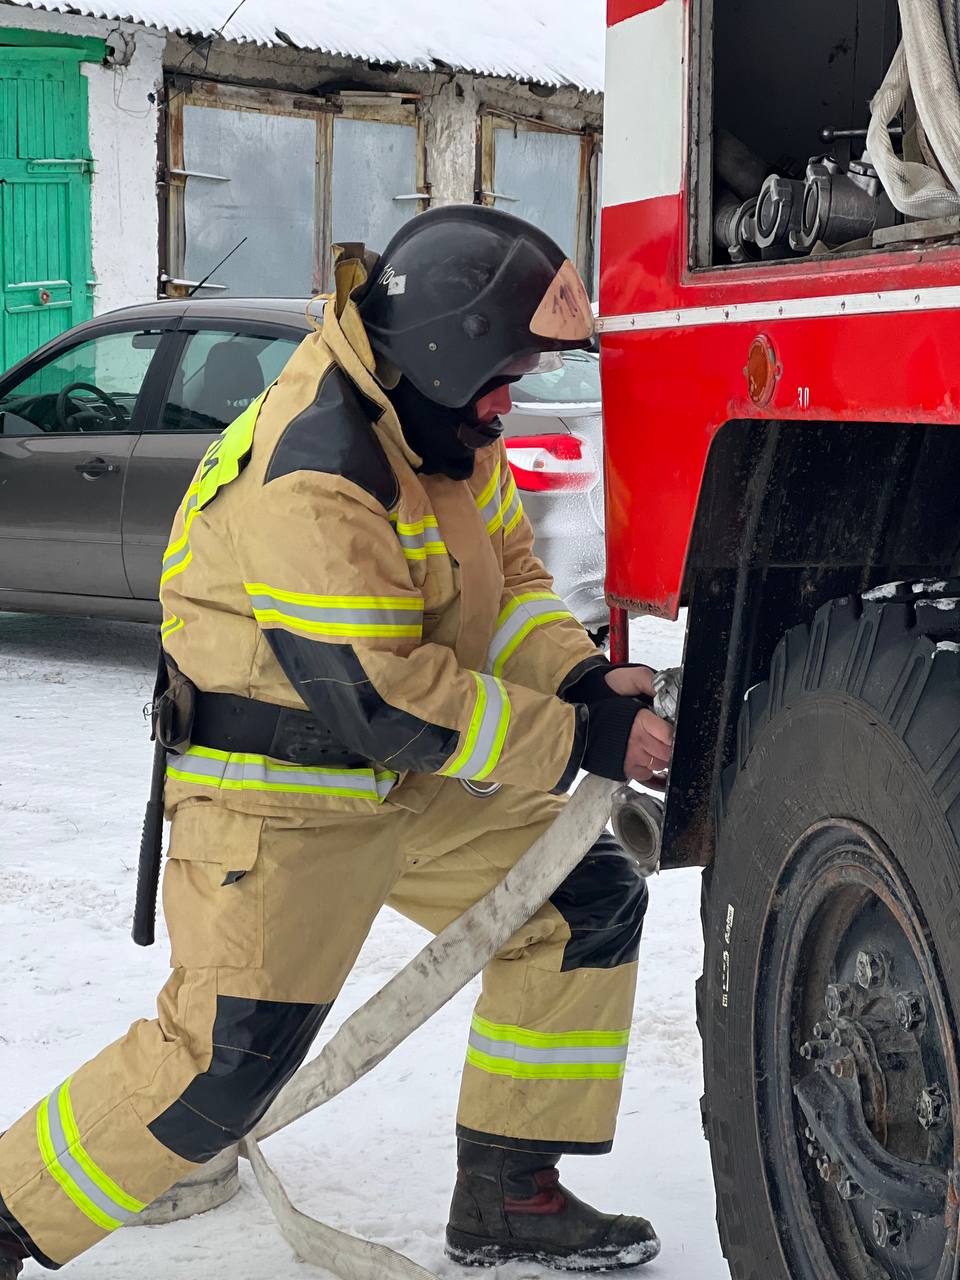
75, 457, 120, 478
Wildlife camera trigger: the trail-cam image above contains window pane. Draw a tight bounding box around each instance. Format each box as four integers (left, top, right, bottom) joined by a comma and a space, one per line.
511, 352, 601, 406
0, 330, 160, 436
493, 128, 581, 262
332, 118, 417, 258
161, 331, 300, 433
183, 105, 317, 296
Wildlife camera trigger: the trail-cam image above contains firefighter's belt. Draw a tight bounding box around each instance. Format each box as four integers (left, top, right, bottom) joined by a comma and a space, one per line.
190, 692, 367, 769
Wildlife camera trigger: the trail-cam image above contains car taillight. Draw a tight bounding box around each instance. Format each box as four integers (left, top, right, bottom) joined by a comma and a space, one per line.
505, 433, 599, 492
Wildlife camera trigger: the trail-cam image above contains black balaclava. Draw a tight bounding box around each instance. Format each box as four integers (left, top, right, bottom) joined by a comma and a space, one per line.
387, 374, 512, 481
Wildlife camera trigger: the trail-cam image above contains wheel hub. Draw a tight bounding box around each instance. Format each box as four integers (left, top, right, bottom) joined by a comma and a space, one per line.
757, 821, 959, 1280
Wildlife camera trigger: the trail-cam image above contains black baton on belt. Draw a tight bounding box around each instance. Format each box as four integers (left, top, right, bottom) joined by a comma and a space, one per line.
133, 734, 167, 947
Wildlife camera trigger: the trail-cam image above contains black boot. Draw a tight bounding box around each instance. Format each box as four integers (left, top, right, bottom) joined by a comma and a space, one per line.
445, 1140, 660, 1271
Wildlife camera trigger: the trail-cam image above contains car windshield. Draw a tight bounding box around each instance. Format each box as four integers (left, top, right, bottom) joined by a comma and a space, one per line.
511, 350, 601, 406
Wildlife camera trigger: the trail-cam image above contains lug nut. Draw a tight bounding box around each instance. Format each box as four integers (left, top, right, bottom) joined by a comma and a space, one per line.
918, 1084, 949, 1131
872, 1207, 904, 1249
819, 1160, 842, 1184
830, 1054, 856, 1080
804, 1126, 815, 1141
838, 1178, 863, 1201
800, 1040, 826, 1060
812, 1021, 833, 1040
831, 1028, 844, 1046
825, 983, 857, 1020
896, 990, 926, 1032
856, 951, 887, 989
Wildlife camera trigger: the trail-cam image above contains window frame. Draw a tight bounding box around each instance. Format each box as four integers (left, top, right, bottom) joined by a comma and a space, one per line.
477, 108, 602, 293
144, 319, 308, 435
0, 319, 175, 438
162, 79, 428, 298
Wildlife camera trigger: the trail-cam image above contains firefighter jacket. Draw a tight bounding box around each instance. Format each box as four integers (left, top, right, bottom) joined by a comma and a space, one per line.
159, 254, 603, 817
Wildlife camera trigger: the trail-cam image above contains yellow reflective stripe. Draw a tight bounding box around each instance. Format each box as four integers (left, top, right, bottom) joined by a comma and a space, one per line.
441, 672, 511, 781
391, 515, 440, 535
160, 484, 201, 587
248, 612, 421, 638
476, 460, 501, 513
244, 583, 423, 640
36, 1098, 122, 1234
166, 746, 398, 803
160, 614, 185, 640
58, 1080, 146, 1214
465, 1047, 626, 1081
503, 495, 525, 537
475, 679, 511, 781
443, 671, 487, 777
244, 585, 422, 610
471, 1015, 631, 1050
487, 592, 573, 678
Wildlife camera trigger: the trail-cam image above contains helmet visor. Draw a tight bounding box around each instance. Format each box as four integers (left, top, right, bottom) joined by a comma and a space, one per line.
529, 259, 596, 344
499, 350, 564, 378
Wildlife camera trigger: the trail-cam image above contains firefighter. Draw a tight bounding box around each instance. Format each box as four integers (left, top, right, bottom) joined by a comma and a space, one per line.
0, 207, 673, 1277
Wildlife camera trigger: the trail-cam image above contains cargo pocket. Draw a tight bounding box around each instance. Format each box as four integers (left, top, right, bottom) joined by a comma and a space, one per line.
162, 801, 265, 971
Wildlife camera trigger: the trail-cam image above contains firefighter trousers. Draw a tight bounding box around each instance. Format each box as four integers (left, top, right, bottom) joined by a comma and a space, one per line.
0, 778, 648, 1269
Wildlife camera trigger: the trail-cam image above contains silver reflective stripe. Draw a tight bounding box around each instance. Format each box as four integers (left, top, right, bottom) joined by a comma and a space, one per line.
468, 1030, 629, 1066
168, 749, 397, 800
161, 542, 192, 576
441, 673, 510, 781
501, 473, 523, 535
246, 592, 421, 630
45, 1084, 139, 1225
475, 460, 503, 533
395, 525, 447, 557
486, 593, 568, 677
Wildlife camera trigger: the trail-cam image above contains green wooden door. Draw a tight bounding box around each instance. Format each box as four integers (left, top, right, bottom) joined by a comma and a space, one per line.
0, 45, 95, 371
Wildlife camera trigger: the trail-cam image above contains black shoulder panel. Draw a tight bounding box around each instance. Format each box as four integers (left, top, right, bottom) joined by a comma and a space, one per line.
266, 365, 399, 508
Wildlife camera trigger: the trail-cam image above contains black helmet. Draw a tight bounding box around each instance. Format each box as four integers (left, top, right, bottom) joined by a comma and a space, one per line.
356, 205, 595, 409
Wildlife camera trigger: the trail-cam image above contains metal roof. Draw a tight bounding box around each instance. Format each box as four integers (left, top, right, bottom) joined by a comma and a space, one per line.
3, 0, 605, 92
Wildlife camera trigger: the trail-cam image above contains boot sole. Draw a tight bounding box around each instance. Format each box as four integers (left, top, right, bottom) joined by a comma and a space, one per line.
445, 1226, 661, 1272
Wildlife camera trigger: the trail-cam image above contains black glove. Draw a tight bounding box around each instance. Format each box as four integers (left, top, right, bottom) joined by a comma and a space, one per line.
580, 696, 648, 782
560, 659, 653, 709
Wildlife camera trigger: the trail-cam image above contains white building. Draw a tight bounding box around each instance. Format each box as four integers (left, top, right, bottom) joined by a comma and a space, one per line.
0, 0, 603, 368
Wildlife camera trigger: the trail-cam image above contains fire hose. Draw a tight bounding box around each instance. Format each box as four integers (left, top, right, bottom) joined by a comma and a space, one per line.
869, 0, 960, 218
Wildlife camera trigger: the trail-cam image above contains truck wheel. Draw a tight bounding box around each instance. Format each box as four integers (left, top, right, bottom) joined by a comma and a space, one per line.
701, 583, 960, 1280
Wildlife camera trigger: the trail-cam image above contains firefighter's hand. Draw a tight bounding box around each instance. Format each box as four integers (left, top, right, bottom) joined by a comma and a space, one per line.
624, 707, 674, 786
604, 664, 656, 699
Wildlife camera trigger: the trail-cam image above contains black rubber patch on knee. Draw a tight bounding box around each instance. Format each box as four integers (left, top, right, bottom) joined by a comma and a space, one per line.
550, 832, 648, 972
0, 1190, 59, 1269
148, 996, 330, 1163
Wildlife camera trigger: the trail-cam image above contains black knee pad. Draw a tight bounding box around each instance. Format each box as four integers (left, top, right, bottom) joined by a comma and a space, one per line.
549, 831, 649, 972
149, 996, 330, 1163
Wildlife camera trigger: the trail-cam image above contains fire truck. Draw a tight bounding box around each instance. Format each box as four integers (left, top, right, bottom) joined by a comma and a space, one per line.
599, 1, 960, 1277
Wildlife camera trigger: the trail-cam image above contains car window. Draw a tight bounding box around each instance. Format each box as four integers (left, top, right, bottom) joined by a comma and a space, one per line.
0, 330, 162, 437
511, 351, 602, 406
159, 330, 301, 433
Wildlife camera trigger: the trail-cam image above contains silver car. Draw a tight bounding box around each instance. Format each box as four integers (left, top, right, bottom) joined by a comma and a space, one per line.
502, 350, 607, 640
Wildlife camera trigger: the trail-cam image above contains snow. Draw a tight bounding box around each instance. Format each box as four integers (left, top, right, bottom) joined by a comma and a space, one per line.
5, 0, 605, 92
862, 581, 903, 600
0, 609, 724, 1279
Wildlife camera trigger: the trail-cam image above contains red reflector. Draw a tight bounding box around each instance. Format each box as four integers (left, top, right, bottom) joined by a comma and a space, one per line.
505, 433, 599, 492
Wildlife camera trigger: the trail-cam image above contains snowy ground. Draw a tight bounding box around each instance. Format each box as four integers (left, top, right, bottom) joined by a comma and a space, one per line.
0, 610, 726, 1279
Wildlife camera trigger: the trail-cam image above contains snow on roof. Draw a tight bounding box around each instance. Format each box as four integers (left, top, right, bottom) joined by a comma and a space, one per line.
4, 0, 605, 91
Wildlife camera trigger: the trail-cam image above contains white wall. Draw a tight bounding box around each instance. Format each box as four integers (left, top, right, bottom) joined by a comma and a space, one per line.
0, 6, 163, 315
